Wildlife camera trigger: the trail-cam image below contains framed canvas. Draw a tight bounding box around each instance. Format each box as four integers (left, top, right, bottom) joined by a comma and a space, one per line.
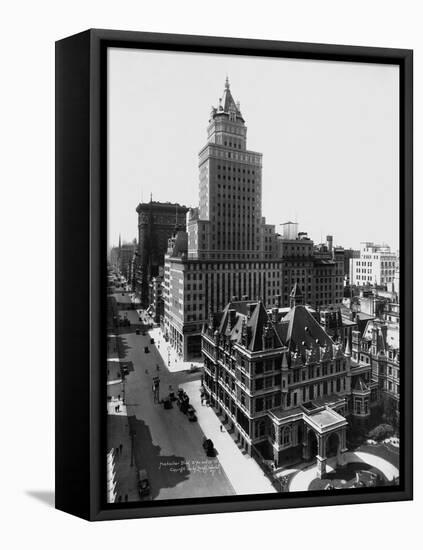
55, 29, 413, 521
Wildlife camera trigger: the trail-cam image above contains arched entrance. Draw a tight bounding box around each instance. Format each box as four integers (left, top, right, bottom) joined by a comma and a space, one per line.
326, 432, 340, 458
307, 429, 318, 458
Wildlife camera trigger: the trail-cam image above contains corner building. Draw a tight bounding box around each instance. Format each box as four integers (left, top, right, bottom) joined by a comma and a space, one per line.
202, 291, 352, 478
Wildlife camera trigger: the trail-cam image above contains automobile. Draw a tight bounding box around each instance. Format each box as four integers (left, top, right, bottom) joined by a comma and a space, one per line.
137, 469, 150, 497
202, 438, 215, 457
186, 406, 197, 422
150, 338, 155, 344
177, 390, 190, 413
135, 328, 140, 335
121, 366, 129, 376
144, 346, 149, 353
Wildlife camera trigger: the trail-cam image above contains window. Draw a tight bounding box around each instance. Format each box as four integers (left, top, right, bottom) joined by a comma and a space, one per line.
256, 420, 266, 438
264, 376, 273, 389
286, 392, 291, 407
282, 427, 291, 446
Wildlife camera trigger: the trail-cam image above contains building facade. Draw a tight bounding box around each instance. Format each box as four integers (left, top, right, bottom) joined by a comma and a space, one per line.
202, 292, 352, 477
110, 236, 136, 283
350, 242, 398, 287
148, 266, 164, 324
133, 200, 189, 306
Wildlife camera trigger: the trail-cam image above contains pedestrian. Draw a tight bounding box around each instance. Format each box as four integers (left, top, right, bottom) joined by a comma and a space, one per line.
124, 494, 128, 502
115, 446, 119, 455
119, 443, 123, 453
220, 425, 223, 432
118, 394, 120, 400
117, 404, 120, 412
118, 495, 122, 503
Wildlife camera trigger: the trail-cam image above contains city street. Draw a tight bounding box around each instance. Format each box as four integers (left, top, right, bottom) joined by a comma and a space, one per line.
107, 293, 235, 501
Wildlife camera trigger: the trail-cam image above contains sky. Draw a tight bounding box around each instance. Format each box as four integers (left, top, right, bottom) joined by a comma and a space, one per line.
108, 47, 399, 251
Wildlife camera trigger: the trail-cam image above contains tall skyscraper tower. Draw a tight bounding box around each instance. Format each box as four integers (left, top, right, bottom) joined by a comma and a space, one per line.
189, 78, 263, 260
164, 79, 343, 360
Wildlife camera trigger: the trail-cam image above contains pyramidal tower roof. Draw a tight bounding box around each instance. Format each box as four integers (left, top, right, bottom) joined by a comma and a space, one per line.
216, 77, 243, 120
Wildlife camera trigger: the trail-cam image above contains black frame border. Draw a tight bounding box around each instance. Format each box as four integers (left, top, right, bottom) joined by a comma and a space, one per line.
55, 29, 413, 521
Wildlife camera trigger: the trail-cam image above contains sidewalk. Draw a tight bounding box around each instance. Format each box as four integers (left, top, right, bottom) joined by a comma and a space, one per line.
181, 380, 276, 495
107, 396, 127, 416
107, 357, 123, 383
149, 327, 203, 374
107, 399, 139, 502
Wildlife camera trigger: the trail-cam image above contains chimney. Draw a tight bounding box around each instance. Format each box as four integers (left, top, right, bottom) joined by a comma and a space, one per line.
326, 235, 333, 253
275, 294, 281, 308
271, 307, 278, 323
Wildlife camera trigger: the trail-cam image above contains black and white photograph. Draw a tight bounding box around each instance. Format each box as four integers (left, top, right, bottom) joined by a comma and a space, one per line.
3, 0, 420, 544
106, 47, 402, 502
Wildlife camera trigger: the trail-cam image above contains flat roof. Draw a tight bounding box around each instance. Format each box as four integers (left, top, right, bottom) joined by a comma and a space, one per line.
305, 407, 347, 433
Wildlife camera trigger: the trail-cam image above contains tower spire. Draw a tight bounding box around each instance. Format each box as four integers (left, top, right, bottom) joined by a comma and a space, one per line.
289, 282, 303, 308
225, 75, 230, 89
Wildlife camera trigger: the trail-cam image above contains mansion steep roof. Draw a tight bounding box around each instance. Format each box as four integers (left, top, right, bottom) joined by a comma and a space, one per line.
206, 298, 345, 364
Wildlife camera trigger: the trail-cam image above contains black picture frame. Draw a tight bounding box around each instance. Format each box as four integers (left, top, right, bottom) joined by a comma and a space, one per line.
55, 29, 413, 521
